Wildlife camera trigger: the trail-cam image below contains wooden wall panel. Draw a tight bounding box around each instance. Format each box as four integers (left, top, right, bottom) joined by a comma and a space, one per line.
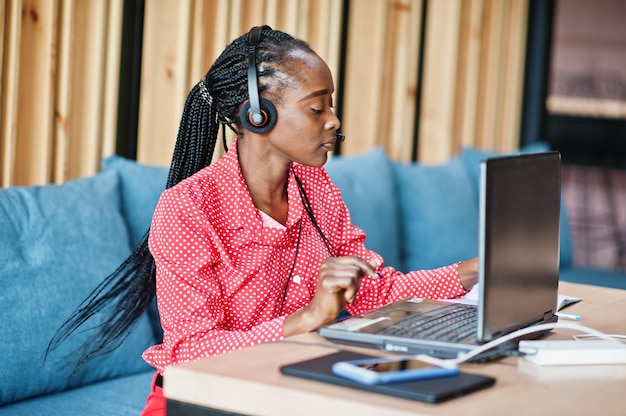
2, 0, 530, 186
1, 0, 122, 187
419, 0, 529, 163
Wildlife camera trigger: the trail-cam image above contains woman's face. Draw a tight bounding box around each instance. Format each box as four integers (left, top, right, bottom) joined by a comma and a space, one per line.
261, 51, 341, 168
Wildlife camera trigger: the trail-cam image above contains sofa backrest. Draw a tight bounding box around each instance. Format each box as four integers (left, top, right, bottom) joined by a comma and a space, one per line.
100, 155, 170, 342
325, 147, 404, 270
0, 170, 156, 405
101, 155, 169, 248
392, 155, 480, 271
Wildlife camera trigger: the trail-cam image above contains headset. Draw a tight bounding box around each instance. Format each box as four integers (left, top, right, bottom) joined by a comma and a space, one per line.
240, 25, 278, 134
239, 25, 345, 143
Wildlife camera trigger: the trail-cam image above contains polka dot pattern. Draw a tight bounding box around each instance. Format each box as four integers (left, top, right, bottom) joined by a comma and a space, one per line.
142, 140, 467, 373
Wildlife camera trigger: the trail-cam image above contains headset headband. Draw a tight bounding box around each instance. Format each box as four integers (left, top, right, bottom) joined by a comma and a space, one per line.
246, 25, 271, 125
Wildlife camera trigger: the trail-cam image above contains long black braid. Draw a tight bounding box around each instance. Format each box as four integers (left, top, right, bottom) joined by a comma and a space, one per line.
46, 27, 314, 374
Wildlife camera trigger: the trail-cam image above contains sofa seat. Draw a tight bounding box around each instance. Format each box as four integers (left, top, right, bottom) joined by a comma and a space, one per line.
0, 371, 154, 416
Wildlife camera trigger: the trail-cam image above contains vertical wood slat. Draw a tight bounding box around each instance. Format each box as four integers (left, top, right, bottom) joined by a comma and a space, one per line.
473, 0, 528, 153
453, 0, 483, 150
474, 0, 505, 150
499, 0, 528, 152
207, 0, 236, 163
15, 0, 57, 186
273, 0, 299, 35
341, 0, 388, 156
179, 0, 235, 165
418, 0, 462, 163
0, 0, 4, 96
1, 0, 21, 187
323, 0, 344, 81
69, 0, 110, 178
136, 0, 193, 165
382, 0, 423, 162
227, 0, 243, 41
191, 0, 230, 81
294, 0, 343, 86
101, 0, 124, 158
239, 0, 265, 30
295, 0, 310, 40
53, 0, 72, 183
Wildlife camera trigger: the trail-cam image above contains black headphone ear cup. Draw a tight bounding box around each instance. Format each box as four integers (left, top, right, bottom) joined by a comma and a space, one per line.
240, 98, 277, 134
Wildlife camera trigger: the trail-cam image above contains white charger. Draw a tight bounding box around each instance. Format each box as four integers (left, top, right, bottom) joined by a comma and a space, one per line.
519, 340, 626, 366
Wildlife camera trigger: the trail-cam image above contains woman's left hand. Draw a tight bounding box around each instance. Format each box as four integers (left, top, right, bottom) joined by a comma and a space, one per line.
458, 257, 479, 291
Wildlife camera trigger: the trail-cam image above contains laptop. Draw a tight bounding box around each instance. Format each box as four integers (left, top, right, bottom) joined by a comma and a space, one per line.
319, 151, 562, 360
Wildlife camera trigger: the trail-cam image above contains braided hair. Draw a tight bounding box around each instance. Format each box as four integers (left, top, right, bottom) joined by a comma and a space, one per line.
47, 27, 314, 374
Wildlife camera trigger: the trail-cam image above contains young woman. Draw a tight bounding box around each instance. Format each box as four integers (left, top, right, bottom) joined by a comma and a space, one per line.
51, 26, 478, 416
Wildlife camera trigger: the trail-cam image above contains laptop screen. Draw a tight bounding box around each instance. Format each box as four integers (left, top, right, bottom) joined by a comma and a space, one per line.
477, 152, 561, 342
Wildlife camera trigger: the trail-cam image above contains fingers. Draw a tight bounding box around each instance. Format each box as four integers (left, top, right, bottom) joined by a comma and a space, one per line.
318, 256, 381, 303
320, 256, 380, 279
368, 258, 382, 279
299, 256, 382, 330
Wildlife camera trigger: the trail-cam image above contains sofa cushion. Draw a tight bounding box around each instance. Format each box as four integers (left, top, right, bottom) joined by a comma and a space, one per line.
0, 170, 154, 406
325, 147, 403, 270
393, 156, 479, 271
0, 371, 154, 416
459, 144, 574, 268
102, 155, 169, 248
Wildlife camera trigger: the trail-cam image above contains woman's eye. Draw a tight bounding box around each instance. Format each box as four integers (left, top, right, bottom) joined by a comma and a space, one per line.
310, 108, 323, 114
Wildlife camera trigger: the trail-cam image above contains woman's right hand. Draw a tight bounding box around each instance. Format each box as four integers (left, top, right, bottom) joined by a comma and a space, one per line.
283, 256, 379, 337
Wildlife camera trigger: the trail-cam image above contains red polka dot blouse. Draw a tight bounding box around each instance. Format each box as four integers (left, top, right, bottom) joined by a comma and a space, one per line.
142, 140, 467, 373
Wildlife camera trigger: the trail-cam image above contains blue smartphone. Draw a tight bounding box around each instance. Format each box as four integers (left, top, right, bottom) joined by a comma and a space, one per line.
332, 355, 459, 385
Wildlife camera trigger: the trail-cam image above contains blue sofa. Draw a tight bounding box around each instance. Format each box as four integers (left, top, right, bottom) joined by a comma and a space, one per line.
2, 145, 624, 414
0, 157, 167, 415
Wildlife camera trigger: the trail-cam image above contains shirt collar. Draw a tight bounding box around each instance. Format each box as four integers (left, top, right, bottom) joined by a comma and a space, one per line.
217, 139, 305, 234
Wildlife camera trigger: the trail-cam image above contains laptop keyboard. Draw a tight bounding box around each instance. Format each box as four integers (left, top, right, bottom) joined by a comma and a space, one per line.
379, 303, 477, 342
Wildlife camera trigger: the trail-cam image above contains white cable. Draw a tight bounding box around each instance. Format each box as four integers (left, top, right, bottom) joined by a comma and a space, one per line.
573, 333, 626, 342
412, 321, 625, 368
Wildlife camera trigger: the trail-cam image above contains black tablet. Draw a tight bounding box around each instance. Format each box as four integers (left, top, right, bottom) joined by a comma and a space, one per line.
280, 350, 496, 404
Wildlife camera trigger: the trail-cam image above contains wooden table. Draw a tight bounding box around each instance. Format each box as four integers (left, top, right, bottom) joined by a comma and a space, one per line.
164, 282, 626, 415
